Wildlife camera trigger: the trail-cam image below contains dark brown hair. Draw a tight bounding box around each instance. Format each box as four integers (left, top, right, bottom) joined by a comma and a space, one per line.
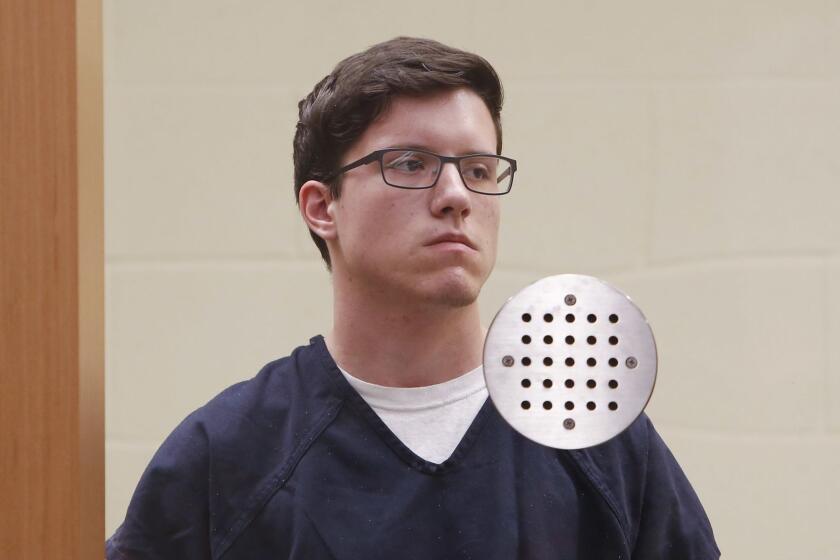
293, 37, 504, 269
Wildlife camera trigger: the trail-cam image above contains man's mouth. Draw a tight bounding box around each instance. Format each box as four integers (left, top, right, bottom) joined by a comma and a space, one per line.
425, 232, 477, 250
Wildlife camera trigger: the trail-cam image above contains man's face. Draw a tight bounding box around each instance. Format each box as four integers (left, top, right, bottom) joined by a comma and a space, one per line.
328, 87, 501, 309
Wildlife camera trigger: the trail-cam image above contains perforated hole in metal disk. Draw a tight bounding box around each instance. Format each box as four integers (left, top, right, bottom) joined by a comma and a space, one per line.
483, 274, 657, 450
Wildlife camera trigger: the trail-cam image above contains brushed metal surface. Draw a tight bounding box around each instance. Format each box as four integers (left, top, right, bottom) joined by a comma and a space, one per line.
483, 274, 657, 450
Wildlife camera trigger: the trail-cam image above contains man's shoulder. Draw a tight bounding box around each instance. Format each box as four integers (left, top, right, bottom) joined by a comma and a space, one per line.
165, 337, 347, 488
562, 414, 651, 540
569, 412, 653, 479
565, 414, 719, 558
189, 335, 343, 436
108, 336, 346, 559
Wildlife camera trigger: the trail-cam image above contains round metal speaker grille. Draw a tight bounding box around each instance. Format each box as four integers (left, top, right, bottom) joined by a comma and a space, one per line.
483, 274, 657, 450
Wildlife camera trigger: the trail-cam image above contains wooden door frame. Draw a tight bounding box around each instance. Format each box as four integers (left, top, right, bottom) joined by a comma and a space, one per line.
0, 1, 104, 557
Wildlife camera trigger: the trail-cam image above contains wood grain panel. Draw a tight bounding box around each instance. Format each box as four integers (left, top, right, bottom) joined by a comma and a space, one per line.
78, 0, 105, 557
0, 0, 103, 557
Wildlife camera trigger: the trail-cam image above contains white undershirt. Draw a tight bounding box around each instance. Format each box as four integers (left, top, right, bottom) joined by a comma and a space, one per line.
338, 365, 488, 464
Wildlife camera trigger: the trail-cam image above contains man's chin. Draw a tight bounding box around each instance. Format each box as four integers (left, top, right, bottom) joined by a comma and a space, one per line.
430, 288, 479, 308
414, 271, 484, 308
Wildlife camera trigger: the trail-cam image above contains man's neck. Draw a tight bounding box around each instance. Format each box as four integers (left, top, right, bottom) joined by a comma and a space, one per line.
325, 289, 485, 388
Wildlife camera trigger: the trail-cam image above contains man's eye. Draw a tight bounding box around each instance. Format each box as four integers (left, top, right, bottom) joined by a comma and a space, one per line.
464, 165, 490, 180
387, 156, 426, 172
402, 160, 425, 171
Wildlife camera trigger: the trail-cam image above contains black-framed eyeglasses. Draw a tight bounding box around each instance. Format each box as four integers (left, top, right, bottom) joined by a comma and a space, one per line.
324, 148, 517, 195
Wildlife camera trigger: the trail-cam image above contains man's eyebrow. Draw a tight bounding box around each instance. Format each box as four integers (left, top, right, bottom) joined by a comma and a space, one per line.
385, 144, 496, 156
383, 144, 433, 152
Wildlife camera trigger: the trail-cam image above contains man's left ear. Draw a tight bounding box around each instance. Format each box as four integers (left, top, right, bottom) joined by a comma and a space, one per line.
298, 180, 337, 241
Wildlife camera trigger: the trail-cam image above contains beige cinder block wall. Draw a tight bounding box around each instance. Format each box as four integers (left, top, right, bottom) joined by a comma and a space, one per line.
105, 2, 840, 558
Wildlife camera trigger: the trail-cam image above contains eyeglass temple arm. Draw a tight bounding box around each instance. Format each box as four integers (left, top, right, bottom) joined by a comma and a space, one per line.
324, 151, 381, 182
497, 166, 512, 183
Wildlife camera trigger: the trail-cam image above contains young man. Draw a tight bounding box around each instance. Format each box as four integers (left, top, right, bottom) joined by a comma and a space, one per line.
107, 37, 719, 559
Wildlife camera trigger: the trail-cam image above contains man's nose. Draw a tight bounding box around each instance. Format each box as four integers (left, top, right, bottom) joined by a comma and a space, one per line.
430, 162, 472, 219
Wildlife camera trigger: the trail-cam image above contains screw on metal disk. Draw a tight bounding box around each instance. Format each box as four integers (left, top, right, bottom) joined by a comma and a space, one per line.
564, 294, 577, 306
563, 418, 576, 430
626, 356, 638, 369
502, 355, 515, 367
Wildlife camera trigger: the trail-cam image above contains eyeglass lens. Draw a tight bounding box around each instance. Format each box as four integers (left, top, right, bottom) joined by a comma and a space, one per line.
381, 150, 512, 194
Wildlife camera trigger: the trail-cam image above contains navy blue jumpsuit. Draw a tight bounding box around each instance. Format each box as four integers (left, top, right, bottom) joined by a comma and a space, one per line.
107, 336, 720, 559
